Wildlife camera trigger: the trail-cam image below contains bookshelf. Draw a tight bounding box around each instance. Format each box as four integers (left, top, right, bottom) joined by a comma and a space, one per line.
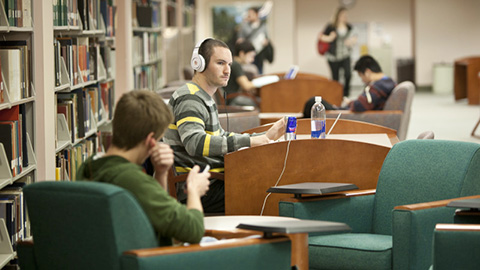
0, 0, 35, 266
116, 0, 195, 98
0, 0, 194, 266
52, 0, 116, 181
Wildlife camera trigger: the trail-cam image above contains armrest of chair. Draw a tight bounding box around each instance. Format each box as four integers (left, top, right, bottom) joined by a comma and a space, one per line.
432, 224, 480, 270
121, 237, 291, 270
394, 195, 480, 211
17, 240, 38, 270
391, 195, 480, 270
279, 189, 376, 233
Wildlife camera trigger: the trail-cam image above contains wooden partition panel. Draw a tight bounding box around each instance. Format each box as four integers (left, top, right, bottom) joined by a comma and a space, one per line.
454, 56, 480, 105
224, 139, 391, 216
260, 79, 343, 112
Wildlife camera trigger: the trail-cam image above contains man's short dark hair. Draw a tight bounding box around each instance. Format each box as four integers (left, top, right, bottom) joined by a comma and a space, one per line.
249, 7, 261, 14
354, 55, 382, 73
234, 40, 255, 56
198, 39, 230, 71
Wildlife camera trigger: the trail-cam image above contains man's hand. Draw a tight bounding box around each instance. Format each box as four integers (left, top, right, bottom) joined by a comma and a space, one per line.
185, 165, 210, 197
265, 117, 286, 141
149, 141, 174, 175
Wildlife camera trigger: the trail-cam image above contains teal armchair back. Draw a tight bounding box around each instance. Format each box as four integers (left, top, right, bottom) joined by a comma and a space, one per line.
279, 140, 480, 270
19, 181, 292, 270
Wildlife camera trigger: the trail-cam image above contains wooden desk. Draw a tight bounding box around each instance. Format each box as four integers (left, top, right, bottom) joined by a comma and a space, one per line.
204, 215, 349, 270
259, 78, 343, 112
224, 139, 392, 216
294, 133, 394, 148
454, 56, 480, 105
245, 118, 400, 146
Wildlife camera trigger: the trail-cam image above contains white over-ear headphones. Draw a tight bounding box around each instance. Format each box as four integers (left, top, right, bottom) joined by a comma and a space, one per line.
191, 38, 212, 72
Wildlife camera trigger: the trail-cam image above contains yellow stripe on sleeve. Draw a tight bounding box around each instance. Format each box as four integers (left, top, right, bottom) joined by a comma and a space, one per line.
176, 116, 204, 127
187, 83, 200, 95
206, 129, 220, 136
168, 124, 178, 130
203, 134, 211, 156
175, 167, 191, 173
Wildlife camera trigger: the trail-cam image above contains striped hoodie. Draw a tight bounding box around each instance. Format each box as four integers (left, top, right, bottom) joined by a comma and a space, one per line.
163, 82, 252, 175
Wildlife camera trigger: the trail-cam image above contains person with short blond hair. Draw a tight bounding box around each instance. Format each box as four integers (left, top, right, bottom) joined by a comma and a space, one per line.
77, 90, 211, 246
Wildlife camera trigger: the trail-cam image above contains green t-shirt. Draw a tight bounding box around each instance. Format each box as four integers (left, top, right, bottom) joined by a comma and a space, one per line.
76, 155, 204, 245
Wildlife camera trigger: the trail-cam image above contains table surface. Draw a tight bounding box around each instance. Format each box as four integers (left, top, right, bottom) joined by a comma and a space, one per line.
447, 198, 480, 209
205, 216, 299, 231
292, 133, 393, 148
205, 215, 351, 234
267, 182, 358, 196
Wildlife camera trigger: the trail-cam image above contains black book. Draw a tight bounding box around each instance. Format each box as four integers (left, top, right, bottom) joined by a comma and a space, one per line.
19, 104, 28, 167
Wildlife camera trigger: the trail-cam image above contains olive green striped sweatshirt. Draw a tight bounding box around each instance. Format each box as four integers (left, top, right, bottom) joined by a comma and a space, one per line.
163, 82, 252, 174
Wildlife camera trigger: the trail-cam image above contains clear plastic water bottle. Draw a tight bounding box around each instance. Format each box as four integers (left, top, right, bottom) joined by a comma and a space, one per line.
311, 96, 326, 139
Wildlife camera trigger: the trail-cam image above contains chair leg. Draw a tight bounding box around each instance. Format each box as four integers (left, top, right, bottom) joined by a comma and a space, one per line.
471, 117, 480, 138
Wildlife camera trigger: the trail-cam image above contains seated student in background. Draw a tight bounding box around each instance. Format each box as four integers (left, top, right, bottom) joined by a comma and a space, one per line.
163, 38, 285, 213
222, 40, 259, 107
303, 55, 397, 117
77, 90, 211, 246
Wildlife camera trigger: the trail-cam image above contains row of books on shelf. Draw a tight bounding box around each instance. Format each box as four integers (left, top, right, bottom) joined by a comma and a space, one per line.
55, 133, 102, 181
54, 36, 105, 87
53, 0, 115, 32
0, 105, 29, 177
132, 32, 162, 66
0, 175, 32, 249
2, 0, 32, 28
101, 0, 116, 37
133, 63, 162, 91
0, 40, 32, 104
132, 0, 161, 28
56, 82, 114, 145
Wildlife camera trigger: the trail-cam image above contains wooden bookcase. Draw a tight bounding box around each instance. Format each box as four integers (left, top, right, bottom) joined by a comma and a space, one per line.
0, 0, 35, 266
0, 0, 194, 266
52, 0, 116, 181
116, 0, 195, 99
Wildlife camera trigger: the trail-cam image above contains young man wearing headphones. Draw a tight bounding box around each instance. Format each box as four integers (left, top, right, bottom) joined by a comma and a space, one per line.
163, 38, 285, 213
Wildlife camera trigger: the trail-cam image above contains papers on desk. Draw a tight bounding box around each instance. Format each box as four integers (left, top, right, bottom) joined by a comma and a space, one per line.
252, 75, 280, 88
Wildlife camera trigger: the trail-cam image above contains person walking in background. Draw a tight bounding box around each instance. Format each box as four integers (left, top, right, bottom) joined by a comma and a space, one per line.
237, 6, 273, 74
319, 7, 357, 97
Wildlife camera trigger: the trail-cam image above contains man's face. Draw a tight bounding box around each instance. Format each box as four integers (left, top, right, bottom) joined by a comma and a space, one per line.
204, 46, 232, 87
246, 9, 258, 23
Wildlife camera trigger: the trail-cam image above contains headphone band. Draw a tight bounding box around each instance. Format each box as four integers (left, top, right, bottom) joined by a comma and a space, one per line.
191, 37, 213, 72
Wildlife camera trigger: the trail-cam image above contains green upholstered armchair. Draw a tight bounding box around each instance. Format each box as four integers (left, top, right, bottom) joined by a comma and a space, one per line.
278, 140, 480, 270
18, 181, 291, 270
430, 223, 480, 270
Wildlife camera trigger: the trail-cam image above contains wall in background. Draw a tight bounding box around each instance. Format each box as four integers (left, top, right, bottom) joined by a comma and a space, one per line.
196, 0, 480, 87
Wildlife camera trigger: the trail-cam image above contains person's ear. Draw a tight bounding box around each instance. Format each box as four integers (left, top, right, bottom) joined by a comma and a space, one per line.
145, 132, 156, 148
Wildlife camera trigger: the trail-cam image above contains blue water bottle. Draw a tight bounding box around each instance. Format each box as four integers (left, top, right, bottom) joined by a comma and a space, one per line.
311, 96, 326, 139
